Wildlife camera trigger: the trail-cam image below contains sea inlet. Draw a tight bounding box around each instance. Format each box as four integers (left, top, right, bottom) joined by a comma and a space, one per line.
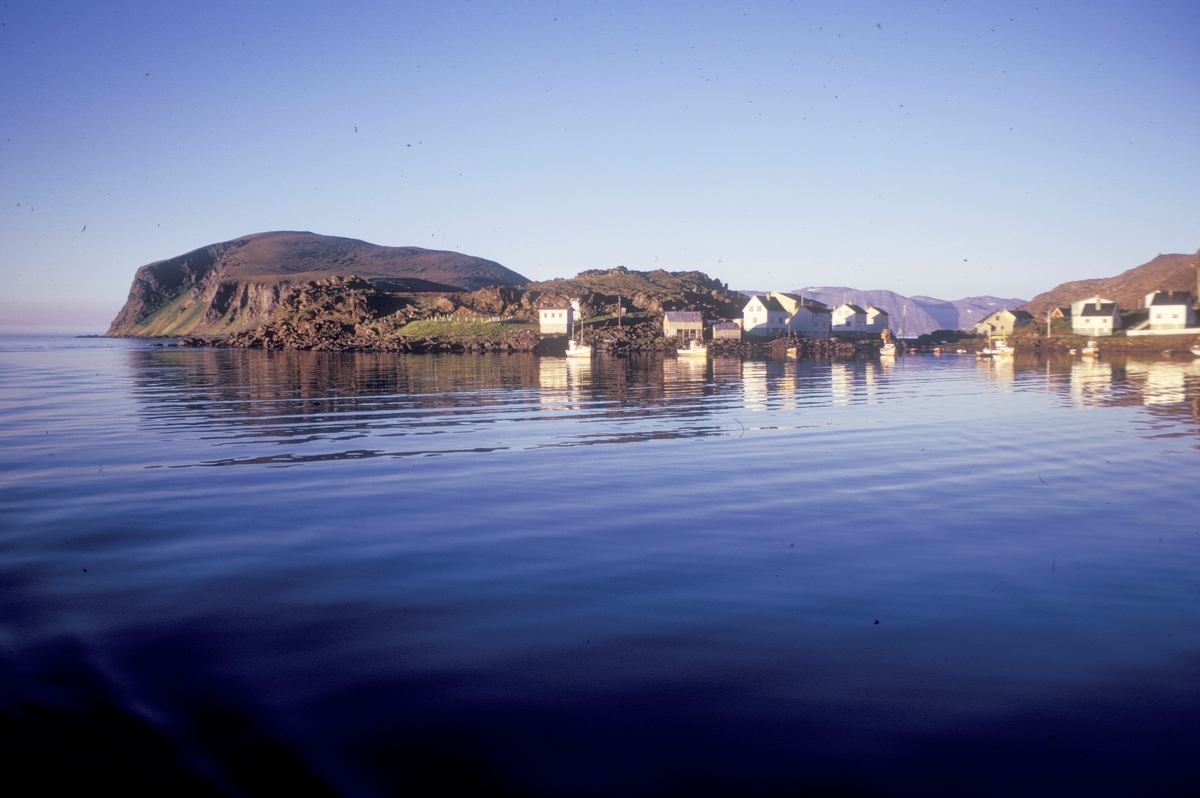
1, 335, 1198, 796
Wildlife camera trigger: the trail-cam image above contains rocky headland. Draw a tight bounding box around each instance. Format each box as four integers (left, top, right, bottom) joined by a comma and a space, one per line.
107, 231, 528, 338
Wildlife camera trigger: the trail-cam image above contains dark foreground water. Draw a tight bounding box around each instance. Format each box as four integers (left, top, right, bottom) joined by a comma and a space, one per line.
2, 335, 1199, 796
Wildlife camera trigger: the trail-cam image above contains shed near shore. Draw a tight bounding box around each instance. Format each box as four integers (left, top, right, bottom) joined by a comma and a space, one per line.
663, 311, 705, 341
710, 321, 741, 340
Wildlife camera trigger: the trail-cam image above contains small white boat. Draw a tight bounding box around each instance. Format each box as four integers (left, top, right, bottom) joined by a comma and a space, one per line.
677, 339, 708, 357
880, 342, 897, 357
1191, 343, 1200, 356
786, 346, 798, 359
1081, 340, 1099, 358
565, 339, 593, 357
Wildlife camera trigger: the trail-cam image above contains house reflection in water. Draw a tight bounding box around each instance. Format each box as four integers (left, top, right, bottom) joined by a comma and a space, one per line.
662, 355, 708, 389
711, 357, 742, 384
538, 356, 591, 408
830, 363, 852, 406
1125, 360, 1200, 406
742, 360, 769, 411
975, 355, 1014, 388
1070, 360, 1113, 407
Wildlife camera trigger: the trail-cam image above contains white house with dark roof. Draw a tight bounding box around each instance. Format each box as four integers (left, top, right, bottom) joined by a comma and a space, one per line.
865, 306, 890, 334
742, 295, 790, 336
1072, 298, 1122, 336
1145, 291, 1196, 330
769, 293, 833, 339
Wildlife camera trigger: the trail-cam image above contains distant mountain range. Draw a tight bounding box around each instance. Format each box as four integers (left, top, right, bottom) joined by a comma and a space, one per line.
738, 287, 1027, 336
108, 231, 529, 336
1020, 251, 1200, 315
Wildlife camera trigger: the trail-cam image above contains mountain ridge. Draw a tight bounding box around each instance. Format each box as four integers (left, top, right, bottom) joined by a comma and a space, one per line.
1020, 251, 1200, 315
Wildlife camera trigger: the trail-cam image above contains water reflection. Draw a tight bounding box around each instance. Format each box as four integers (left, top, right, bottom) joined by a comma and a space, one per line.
1070, 360, 1113, 406
1125, 359, 1200, 405
123, 349, 1200, 467
6, 339, 1200, 795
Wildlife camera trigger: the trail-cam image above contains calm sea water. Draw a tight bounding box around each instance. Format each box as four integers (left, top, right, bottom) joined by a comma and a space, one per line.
2, 334, 1199, 796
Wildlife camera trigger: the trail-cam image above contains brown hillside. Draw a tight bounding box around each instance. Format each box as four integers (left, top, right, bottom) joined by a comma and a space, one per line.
108, 231, 528, 337
1021, 250, 1200, 314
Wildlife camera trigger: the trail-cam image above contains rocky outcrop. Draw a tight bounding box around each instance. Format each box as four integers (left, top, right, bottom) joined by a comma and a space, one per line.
107, 231, 529, 337
181, 276, 542, 353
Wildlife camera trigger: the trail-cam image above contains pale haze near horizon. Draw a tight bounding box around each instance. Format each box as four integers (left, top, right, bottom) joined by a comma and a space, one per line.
1, 0, 1197, 329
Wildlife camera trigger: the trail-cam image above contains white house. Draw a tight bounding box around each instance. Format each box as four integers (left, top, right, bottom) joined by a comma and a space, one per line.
1145, 291, 1196, 330
865, 306, 890, 335
1071, 299, 1122, 337
831, 303, 867, 335
742, 295, 790, 337
538, 306, 574, 335
769, 293, 832, 339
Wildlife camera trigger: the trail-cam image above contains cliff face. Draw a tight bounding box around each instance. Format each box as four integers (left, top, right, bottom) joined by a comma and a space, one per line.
107, 231, 529, 337
1021, 251, 1200, 315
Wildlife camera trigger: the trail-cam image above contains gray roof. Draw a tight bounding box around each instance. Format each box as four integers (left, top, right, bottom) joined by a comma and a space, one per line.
1148, 291, 1194, 306
664, 311, 704, 323
1077, 302, 1117, 317
744, 295, 787, 313
984, 309, 1034, 321
839, 304, 867, 314
774, 293, 829, 309
710, 321, 740, 329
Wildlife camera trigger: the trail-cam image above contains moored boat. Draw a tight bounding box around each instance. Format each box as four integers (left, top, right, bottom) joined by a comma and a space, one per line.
979, 336, 1014, 357
565, 339, 593, 357
1081, 340, 1099, 358
677, 339, 708, 357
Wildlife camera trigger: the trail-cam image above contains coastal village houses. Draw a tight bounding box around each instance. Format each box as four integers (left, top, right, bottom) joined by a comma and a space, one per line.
662, 311, 705, 341
974, 308, 1034, 336
831, 303, 890, 338
741, 293, 834, 338
1071, 296, 1122, 337
772, 293, 833, 339
1145, 291, 1197, 330
538, 306, 574, 335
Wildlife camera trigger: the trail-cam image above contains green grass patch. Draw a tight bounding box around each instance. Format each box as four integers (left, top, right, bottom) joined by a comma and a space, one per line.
396, 318, 531, 340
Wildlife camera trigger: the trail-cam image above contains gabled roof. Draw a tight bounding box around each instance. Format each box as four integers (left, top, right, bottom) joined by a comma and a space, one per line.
1148, 291, 1194, 306
793, 303, 832, 314
771, 292, 828, 307
1077, 303, 1117, 317
836, 303, 867, 314
710, 321, 740, 329
744, 295, 786, 312
866, 306, 889, 315
664, 311, 704, 323
982, 308, 1034, 321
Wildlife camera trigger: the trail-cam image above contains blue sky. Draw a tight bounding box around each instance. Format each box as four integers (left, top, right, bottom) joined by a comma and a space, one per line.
2, 0, 1198, 324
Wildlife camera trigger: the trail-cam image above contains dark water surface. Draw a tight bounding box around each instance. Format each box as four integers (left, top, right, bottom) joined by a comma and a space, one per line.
2, 335, 1199, 796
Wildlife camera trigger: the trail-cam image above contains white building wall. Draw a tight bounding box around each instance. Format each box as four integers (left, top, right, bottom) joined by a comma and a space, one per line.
538, 307, 574, 335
